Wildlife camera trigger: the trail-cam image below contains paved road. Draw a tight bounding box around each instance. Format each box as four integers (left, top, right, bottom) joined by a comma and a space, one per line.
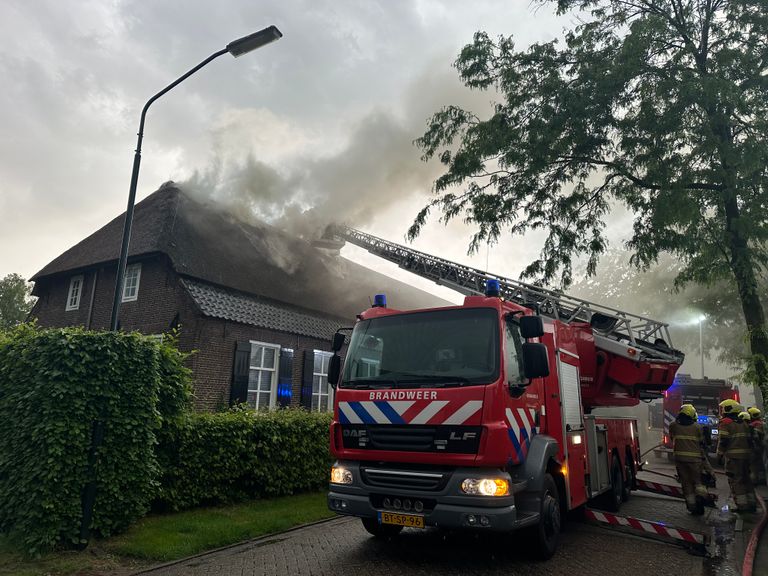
140, 457, 750, 576
141, 514, 704, 576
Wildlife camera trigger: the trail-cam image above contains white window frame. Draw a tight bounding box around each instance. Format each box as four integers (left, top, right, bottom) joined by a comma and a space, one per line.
248, 341, 281, 410
312, 350, 334, 412
66, 275, 84, 311
122, 263, 142, 302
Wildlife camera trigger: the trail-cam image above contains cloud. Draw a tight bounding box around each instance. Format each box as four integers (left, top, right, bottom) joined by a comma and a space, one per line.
0, 0, 566, 280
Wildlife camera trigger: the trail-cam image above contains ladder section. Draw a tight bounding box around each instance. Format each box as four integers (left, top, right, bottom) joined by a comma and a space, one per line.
330, 225, 683, 364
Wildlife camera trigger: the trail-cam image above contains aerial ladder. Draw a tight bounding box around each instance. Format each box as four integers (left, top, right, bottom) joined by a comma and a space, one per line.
322, 225, 685, 408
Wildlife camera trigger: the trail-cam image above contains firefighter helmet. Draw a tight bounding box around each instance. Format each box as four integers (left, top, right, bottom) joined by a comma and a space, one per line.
719, 399, 740, 415
738, 411, 751, 422
679, 404, 697, 419
748, 407, 762, 419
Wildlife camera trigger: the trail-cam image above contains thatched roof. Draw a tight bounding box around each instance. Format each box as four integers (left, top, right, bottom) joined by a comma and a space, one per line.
33, 184, 449, 320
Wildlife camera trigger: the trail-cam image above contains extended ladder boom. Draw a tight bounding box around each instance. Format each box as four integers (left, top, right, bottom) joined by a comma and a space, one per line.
330, 225, 684, 365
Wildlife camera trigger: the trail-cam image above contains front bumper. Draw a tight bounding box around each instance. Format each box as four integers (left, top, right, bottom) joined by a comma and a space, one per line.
328, 461, 536, 532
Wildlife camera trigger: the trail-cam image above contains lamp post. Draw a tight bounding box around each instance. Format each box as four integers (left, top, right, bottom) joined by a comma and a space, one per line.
697, 314, 705, 379
109, 25, 282, 331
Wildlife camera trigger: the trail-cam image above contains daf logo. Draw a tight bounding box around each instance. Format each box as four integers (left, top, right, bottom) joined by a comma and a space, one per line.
343, 429, 367, 438
449, 432, 477, 441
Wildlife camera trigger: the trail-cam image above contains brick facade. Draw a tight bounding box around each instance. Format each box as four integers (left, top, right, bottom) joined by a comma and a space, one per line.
31, 256, 337, 412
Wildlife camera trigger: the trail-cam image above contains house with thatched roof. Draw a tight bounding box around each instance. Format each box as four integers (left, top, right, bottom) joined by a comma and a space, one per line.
30, 183, 448, 411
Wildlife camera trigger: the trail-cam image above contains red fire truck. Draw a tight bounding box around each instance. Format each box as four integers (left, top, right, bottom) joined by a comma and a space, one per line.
324, 227, 685, 559
653, 374, 739, 460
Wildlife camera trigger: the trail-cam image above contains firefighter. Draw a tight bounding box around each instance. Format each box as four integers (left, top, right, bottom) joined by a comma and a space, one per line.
717, 399, 755, 512
669, 404, 707, 514
748, 407, 766, 485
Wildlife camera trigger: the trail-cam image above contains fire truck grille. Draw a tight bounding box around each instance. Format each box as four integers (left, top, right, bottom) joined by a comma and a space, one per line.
341, 424, 482, 454
361, 467, 448, 491
368, 426, 434, 451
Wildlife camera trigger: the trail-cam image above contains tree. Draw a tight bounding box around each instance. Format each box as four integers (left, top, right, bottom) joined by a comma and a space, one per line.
413, 0, 768, 397
0, 274, 35, 329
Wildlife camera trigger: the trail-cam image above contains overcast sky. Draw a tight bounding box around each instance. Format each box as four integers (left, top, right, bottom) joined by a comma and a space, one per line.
0, 0, 574, 284
0, 0, 731, 383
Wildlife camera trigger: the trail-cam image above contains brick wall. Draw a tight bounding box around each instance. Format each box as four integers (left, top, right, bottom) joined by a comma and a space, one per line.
31, 257, 337, 413
186, 315, 333, 411
30, 254, 183, 334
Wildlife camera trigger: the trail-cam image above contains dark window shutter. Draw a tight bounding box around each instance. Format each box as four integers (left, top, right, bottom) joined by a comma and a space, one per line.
231, 341, 251, 405
277, 349, 294, 408
301, 350, 315, 409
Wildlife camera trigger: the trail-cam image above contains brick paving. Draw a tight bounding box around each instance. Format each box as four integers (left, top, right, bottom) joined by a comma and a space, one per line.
139, 514, 703, 576
139, 456, 754, 576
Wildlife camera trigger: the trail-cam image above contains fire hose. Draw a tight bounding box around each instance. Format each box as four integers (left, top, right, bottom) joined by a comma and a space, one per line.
640, 443, 662, 460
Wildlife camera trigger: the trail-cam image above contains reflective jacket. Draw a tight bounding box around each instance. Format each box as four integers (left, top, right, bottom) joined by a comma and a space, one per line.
751, 420, 765, 447
669, 420, 705, 463
717, 417, 752, 459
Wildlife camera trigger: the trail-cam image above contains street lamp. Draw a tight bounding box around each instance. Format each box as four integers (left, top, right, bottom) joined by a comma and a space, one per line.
696, 314, 706, 379
109, 25, 282, 331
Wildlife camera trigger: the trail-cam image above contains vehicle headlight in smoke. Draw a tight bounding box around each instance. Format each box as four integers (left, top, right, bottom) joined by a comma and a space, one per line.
461, 478, 509, 496
331, 466, 353, 485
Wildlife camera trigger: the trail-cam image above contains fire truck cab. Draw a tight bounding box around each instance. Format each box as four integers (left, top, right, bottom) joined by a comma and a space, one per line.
327, 281, 680, 559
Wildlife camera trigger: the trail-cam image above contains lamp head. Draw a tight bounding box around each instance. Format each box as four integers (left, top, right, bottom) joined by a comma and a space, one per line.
227, 26, 282, 57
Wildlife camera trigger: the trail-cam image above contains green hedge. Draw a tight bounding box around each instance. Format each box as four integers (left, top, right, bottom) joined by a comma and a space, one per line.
0, 325, 190, 554
155, 409, 332, 511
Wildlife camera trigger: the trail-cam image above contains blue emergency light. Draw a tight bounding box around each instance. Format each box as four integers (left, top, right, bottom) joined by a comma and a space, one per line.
373, 294, 387, 307
485, 279, 500, 297
697, 415, 708, 424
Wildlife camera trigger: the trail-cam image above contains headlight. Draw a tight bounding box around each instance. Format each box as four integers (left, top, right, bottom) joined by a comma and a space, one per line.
461, 478, 509, 496
331, 466, 353, 484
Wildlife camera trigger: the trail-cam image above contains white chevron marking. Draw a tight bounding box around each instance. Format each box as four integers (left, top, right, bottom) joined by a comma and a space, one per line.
443, 401, 482, 425
361, 401, 391, 424
339, 402, 363, 424
410, 401, 449, 425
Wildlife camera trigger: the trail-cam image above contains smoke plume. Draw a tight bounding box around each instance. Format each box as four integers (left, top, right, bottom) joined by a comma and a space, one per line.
181, 65, 494, 240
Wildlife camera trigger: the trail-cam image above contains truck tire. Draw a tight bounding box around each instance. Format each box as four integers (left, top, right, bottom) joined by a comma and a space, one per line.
526, 473, 561, 560
622, 458, 635, 502
605, 458, 624, 512
361, 517, 403, 539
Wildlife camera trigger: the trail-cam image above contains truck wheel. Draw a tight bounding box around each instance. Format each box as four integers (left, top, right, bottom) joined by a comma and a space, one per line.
622, 460, 635, 502
526, 473, 561, 560
361, 517, 403, 538
601, 458, 624, 512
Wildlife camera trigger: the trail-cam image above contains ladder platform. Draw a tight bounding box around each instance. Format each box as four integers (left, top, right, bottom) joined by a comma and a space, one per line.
330, 225, 684, 365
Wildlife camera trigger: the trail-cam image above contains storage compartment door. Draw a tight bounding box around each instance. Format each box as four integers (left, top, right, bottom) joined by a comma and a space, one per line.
558, 359, 583, 431
585, 417, 611, 496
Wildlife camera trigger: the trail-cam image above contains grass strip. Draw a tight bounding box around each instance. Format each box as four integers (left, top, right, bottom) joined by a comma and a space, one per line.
0, 491, 334, 575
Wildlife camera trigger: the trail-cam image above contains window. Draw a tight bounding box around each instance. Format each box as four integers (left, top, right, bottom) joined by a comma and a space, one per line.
340, 308, 499, 388
312, 351, 333, 412
122, 263, 141, 302
504, 319, 525, 386
248, 342, 280, 409
66, 275, 84, 311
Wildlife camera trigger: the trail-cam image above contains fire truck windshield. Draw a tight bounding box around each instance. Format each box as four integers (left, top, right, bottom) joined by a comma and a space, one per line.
340, 308, 500, 389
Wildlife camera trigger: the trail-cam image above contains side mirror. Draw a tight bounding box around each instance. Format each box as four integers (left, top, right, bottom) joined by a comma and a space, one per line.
520, 315, 544, 339
521, 342, 550, 379
331, 332, 345, 352
328, 354, 341, 388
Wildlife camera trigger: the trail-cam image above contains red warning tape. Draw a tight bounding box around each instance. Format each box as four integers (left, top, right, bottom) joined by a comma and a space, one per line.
584, 508, 706, 547
636, 479, 684, 498
636, 478, 718, 506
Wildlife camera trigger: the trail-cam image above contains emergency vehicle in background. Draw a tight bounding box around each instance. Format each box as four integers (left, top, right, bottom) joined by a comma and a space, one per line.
650, 374, 739, 460
323, 227, 685, 559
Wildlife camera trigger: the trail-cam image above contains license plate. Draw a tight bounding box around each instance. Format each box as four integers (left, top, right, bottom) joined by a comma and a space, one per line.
379, 511, 425, 528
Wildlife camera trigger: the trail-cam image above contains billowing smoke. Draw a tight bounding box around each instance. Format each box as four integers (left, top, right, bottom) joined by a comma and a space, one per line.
181, 64, 494, 240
